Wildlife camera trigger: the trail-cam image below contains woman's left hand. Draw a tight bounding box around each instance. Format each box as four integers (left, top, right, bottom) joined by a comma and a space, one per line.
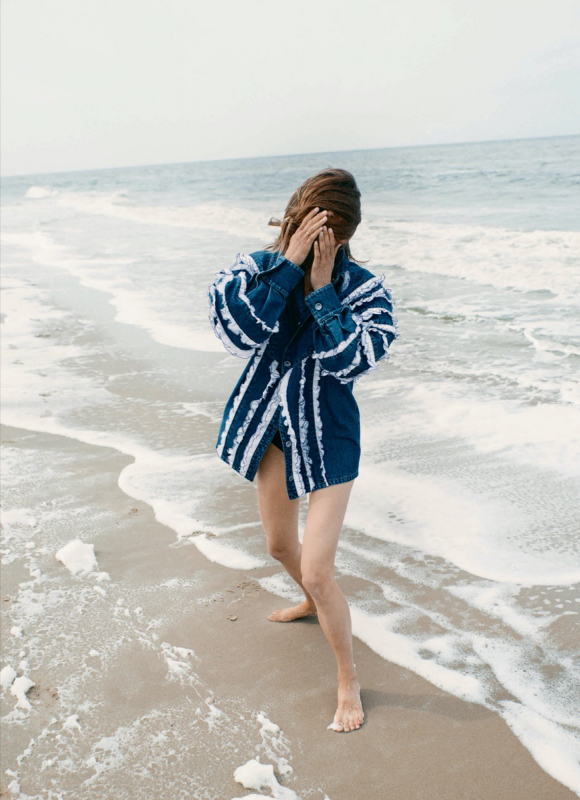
311, 226, 341, 291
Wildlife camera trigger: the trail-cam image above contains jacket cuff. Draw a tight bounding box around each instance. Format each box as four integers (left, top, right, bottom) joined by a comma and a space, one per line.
305, 283, 342, 322
260, 255, 304, 298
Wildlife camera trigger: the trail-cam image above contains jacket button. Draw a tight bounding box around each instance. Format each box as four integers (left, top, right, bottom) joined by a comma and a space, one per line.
284, 360, 291, 367
315, 302, 323, 310
285, 441, 291, 447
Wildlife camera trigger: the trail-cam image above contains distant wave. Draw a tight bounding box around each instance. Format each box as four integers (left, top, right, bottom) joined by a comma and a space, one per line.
52, 189, 269, 240
25, 185, 59, 199
356, 217, 580, 299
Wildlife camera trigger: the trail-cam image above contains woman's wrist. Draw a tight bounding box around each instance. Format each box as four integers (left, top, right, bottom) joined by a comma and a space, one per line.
284, 249, 305, 269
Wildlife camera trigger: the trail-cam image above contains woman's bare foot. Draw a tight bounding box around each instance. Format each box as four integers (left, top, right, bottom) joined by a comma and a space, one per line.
267, 599, 317, 622
328, 677, 364, 732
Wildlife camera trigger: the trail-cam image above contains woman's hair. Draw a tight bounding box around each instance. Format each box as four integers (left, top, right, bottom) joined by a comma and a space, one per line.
266, 167, 363, 263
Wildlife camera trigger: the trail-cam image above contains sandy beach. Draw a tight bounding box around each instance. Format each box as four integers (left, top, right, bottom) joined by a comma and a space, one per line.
1, 425, 577, 800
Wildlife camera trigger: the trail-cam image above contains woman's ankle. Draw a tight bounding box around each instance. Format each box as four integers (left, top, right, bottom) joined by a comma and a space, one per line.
337, 669, 359, 686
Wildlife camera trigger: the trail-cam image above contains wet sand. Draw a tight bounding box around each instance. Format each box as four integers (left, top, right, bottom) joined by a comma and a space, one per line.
1, 425, 576, 800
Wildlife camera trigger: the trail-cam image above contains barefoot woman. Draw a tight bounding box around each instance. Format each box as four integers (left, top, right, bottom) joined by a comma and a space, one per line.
208, 168, 398, 732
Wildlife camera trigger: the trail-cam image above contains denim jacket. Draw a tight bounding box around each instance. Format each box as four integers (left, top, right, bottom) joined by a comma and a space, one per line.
207, 247, 398, 499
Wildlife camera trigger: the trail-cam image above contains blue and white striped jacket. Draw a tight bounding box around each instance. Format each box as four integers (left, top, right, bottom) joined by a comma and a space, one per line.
207, 247, 398, 499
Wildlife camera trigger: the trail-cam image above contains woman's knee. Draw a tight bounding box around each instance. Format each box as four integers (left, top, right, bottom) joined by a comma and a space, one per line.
266, 533, 299, 563
301, 567, 334, 598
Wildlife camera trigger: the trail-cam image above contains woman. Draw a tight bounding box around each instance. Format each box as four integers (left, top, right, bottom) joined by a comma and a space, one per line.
207, 168, 398, 733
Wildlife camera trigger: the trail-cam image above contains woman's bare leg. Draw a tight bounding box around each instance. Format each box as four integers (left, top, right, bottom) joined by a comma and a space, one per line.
300, 480, 363, 732
256, 443, 317, 622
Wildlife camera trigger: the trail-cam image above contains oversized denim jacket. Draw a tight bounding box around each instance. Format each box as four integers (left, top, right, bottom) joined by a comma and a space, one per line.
207, 246, 399, 500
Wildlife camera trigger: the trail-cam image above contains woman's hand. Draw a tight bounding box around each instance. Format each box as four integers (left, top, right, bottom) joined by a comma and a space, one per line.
284, 207, 328, 268
311, 226, 340, 291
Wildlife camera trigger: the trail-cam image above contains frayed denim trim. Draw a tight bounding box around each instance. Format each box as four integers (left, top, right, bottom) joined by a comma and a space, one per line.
242, 414, 283, 479
288, 471, 359, 500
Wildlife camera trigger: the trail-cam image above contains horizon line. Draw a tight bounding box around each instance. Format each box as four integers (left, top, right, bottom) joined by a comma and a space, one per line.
2, 131, 578, 180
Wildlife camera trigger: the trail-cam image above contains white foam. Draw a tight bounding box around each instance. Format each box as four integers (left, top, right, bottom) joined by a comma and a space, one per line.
117, 453, 216, 540
160, 642, 205, 694
25, 185, 58, 199
499, 701, 580, 797
55, 540, 99, 576
350, 605, 486, 704
1, 665, 17, 690
62, 713, 81, 731
345, 463, 580, 585
0, 279, 253, 562
358, 217, 580, 299
0, 229, 224, 353
191, 533, 266, 570
233, 758, 297, 800
55, 192, 268, 240
258, 574, 301, 602
256, 712, 293, 777
10, 675, 35, 711
378, 381, 580, 479
1, 508, 38, 528
230, 795, 270, 800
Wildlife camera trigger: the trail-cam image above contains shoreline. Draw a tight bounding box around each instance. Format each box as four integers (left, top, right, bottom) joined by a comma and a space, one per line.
1, 424, 577, 800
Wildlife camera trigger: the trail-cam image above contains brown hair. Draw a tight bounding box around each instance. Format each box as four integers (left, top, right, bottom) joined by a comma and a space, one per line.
266, 167, 363, 264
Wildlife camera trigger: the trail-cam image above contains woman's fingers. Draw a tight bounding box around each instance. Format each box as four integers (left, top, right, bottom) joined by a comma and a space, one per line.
313, 239, 320, 265
321, 227, 334, 257
317, 228, 333, 263
301, 206, 320, 225
299, 207, 320, 228
301, 208, 327, 236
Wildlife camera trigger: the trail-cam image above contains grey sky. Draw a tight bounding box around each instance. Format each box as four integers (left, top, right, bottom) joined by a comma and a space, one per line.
2, 0, 579, 176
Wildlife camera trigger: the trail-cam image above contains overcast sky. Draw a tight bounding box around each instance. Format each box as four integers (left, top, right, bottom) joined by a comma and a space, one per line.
2, 0, 579, 176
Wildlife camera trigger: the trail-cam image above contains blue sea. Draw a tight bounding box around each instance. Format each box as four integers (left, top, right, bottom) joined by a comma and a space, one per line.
2, 135, 580, 795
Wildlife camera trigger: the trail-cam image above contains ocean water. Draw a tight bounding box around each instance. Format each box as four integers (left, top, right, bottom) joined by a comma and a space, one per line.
2, 135, 580, 794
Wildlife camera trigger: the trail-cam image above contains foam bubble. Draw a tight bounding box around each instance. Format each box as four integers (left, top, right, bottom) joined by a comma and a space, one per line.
233, 758, 297, 800
55, 540, 99, 576
0, 665, 17, 690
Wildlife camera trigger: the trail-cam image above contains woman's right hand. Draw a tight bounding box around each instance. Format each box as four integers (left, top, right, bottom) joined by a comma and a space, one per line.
284, 207, 329, 268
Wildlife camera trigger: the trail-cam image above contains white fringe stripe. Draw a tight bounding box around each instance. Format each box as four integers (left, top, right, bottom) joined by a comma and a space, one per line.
237, 272, 279, 333
311, 323, 362, 359
227, 359, 279, 465
208, 252, 278, 354
213, 277, 261, 346
217, 341, 268, 458
312, 359, 328, 485
208, 284, 253, 358
279, 369, 305, 496
238, 386, 282, 477
215, 268, 279, 336
349, 286, 386, 310
298, 358, 314, 492
341, 273, 386, 306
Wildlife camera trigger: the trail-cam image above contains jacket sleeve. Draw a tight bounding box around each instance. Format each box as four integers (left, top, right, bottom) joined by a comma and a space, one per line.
304, 272, 399, 383
207, 252, 304, 358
